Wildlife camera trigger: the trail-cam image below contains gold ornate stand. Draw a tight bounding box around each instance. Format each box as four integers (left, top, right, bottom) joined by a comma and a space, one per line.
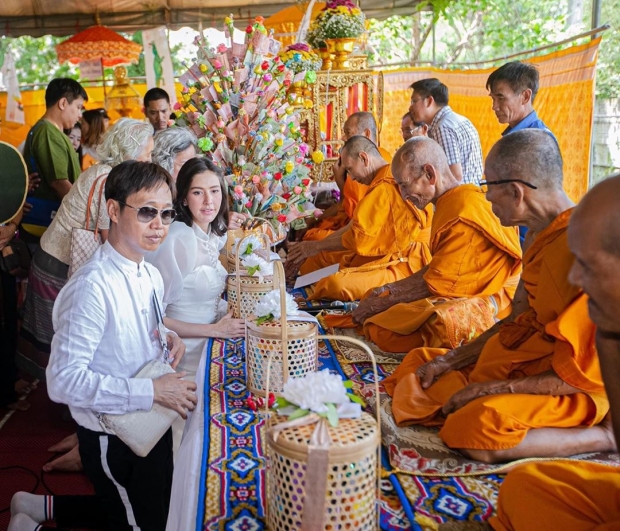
304, 69, 384, 181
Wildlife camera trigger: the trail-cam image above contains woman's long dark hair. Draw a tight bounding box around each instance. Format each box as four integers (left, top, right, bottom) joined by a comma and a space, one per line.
174, 157, 229, 236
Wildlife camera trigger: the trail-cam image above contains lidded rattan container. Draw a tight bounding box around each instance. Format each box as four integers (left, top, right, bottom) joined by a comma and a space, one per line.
227, 234, 274, 319
245, 261, 318, 396
225, 219, 286, 273
265, 335, 381, 531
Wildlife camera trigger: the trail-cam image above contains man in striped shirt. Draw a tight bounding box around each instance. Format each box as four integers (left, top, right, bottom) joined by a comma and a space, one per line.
409, 78, 483, 185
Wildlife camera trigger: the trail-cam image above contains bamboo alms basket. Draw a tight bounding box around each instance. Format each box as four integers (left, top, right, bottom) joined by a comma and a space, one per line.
265, 335, 381, 531
227, 233, 274, 319
245, 260, 318, 397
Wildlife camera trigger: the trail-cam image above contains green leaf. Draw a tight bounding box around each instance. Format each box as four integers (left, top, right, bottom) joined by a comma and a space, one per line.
349, 394, 366, 407
246, 265, 260, 277
326, 403, 339, 427
343, 380, 354, 389
275, 396, 294, 409
255, 314, 274, 325
288, 408, 310, 421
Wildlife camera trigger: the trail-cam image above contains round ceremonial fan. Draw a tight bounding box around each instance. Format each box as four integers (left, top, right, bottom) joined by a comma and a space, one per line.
0, 141, 28, 225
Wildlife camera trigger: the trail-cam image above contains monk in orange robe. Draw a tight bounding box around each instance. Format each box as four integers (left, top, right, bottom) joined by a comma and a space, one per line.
383, 130, 612, 464
464, 173, 620, 531
286, 135, 432, 301
301, 112, 389, 243
336, 137, 522, 353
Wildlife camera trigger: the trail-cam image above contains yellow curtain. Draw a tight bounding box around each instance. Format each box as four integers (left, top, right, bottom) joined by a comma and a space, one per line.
377, 38, 600, 201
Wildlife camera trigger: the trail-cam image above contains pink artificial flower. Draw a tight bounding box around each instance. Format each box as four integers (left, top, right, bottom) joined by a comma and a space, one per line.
245, 201, 253, 208
294, 186, 303, 195
234, 185, 244, 195
277, 214, 287, 223
217, 43, 228, 53
213, 60, 222, 69
287, 43, 311, 52
313, 209, 323, 218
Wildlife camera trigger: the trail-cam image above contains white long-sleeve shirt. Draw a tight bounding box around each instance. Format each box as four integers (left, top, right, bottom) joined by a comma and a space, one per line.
47, 241, 167, 433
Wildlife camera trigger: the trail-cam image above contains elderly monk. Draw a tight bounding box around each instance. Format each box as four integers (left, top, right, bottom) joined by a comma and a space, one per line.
286, 135, 432, 301
342, 137, 522, 354
301, 112, 391, 243
457, 174, 620, 531
383, 129, 611, 464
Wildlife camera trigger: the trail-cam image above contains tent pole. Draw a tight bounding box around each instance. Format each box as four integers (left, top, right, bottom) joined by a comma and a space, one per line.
101, 58, 107, 98
591, 0, 602, 38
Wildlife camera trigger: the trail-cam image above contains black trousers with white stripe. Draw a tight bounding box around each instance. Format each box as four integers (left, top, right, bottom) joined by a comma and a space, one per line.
74, 425, 174, 531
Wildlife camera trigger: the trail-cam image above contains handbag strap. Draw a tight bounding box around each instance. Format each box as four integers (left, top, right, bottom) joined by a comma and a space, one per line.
84, 173, 109, 234
144, 265, 172, 364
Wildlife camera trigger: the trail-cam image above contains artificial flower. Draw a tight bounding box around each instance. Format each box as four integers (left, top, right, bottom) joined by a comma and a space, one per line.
254, 290, 299, 323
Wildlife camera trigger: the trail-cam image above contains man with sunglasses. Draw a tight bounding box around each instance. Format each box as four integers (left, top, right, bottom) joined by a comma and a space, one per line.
33, 161, 198, 531
383, 129, 610, 465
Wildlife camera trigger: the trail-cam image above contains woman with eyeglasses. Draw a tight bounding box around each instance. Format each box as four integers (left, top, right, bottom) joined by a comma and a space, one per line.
19, 118, 154, 473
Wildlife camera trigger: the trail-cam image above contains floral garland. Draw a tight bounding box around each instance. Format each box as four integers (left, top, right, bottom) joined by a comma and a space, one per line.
307, 0, 366, 49
174, 15, 323, 226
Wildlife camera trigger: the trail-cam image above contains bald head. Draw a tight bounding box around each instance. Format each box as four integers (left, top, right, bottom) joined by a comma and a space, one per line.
344, 112, 378, 142
392, 136, 451, 181
341, 134, 381, 160
486, 129, 563, 191
574, 173, 620, 256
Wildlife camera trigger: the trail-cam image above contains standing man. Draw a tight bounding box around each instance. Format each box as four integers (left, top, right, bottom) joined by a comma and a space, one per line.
22, 78, 87, 242
9, 161, 196, 531
409, 78, 483, 185
144, 88, 172, 133
486, 61, 555, 140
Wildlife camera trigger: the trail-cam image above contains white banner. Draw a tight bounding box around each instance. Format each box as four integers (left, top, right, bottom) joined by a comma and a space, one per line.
79, 59, 104, 81
1, 50, 25, 125
142, 26, 177, 106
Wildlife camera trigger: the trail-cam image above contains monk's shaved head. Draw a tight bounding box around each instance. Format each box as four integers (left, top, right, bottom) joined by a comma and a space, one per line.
392, 136, 450, 180
486, 129, 563, 191
574, 173, 620, 256
341, 134, 381, 160
344, 112, 378, 142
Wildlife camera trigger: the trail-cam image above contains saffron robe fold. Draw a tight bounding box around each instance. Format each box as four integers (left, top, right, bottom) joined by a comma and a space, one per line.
303, 164, 433, 301
383, 208, 609, 450
303, 147, 391, 244
489, 461, 620, 531
363, 185, 522, 352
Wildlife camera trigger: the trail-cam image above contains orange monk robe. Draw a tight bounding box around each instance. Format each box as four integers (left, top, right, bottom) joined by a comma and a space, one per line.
490, 461, 620, 530
302, 164, 433, 301
302, 147, 391, 249
363, 184, 522, 353
383, 208, 609, 451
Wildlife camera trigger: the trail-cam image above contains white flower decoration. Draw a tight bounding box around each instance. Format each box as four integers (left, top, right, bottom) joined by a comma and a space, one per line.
282, 370, 351, 414
233, 235, 264, 256
241, 254, 273, 281
254, 290, 299, 321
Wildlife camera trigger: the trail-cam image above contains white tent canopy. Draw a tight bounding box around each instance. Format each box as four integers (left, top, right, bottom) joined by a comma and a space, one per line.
0, 0, 425, 37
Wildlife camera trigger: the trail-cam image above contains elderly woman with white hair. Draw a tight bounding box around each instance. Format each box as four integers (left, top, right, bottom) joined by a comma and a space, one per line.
18, 117, 155, 473
152, 126, 198, 181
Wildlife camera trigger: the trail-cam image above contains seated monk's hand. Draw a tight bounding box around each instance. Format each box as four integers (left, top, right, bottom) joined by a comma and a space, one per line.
441, 380, 505, 417
285, 241, 316, 279
416, 356, 452, 389
351, 284, 392, 325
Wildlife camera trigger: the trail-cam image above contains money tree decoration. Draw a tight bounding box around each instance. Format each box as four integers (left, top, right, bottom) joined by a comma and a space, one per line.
174, 15, 324, 229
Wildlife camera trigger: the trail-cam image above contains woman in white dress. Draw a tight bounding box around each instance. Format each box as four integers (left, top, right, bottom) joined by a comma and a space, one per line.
147, 157, 245, 379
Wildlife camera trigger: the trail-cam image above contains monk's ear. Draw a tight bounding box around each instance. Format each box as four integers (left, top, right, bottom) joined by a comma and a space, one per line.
359, 151, 370, 166
423, 163, 437, 184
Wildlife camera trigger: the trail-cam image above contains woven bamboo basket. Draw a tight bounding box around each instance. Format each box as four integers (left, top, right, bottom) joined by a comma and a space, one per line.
225, 218, 287, 273
245, 260, 318, 396
227, 234, 274, 319
265, 336, 382, 531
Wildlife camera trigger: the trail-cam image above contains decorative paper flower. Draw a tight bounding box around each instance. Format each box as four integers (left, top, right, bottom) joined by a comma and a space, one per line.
311, 151, 325, 164
241, 254, 273, 281
174, 16, 319, 231
254, 289, 299, 323
278, 43, 322, 74
233, 235, 264, 257
274, 370, 364, 426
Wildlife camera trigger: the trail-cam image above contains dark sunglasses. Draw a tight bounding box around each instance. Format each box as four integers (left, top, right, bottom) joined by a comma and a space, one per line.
479, 179, 538, 192
118, 201, 176, 225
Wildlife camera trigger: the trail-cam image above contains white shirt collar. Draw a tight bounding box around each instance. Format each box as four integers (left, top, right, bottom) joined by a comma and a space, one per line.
101, 241, 147, 275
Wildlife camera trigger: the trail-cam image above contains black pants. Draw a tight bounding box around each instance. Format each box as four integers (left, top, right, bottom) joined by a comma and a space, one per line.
0, 270, 18, 407
38, 426, 173, 531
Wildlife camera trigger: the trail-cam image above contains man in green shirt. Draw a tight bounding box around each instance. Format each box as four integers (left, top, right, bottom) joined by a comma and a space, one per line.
22, 78, 87, 240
